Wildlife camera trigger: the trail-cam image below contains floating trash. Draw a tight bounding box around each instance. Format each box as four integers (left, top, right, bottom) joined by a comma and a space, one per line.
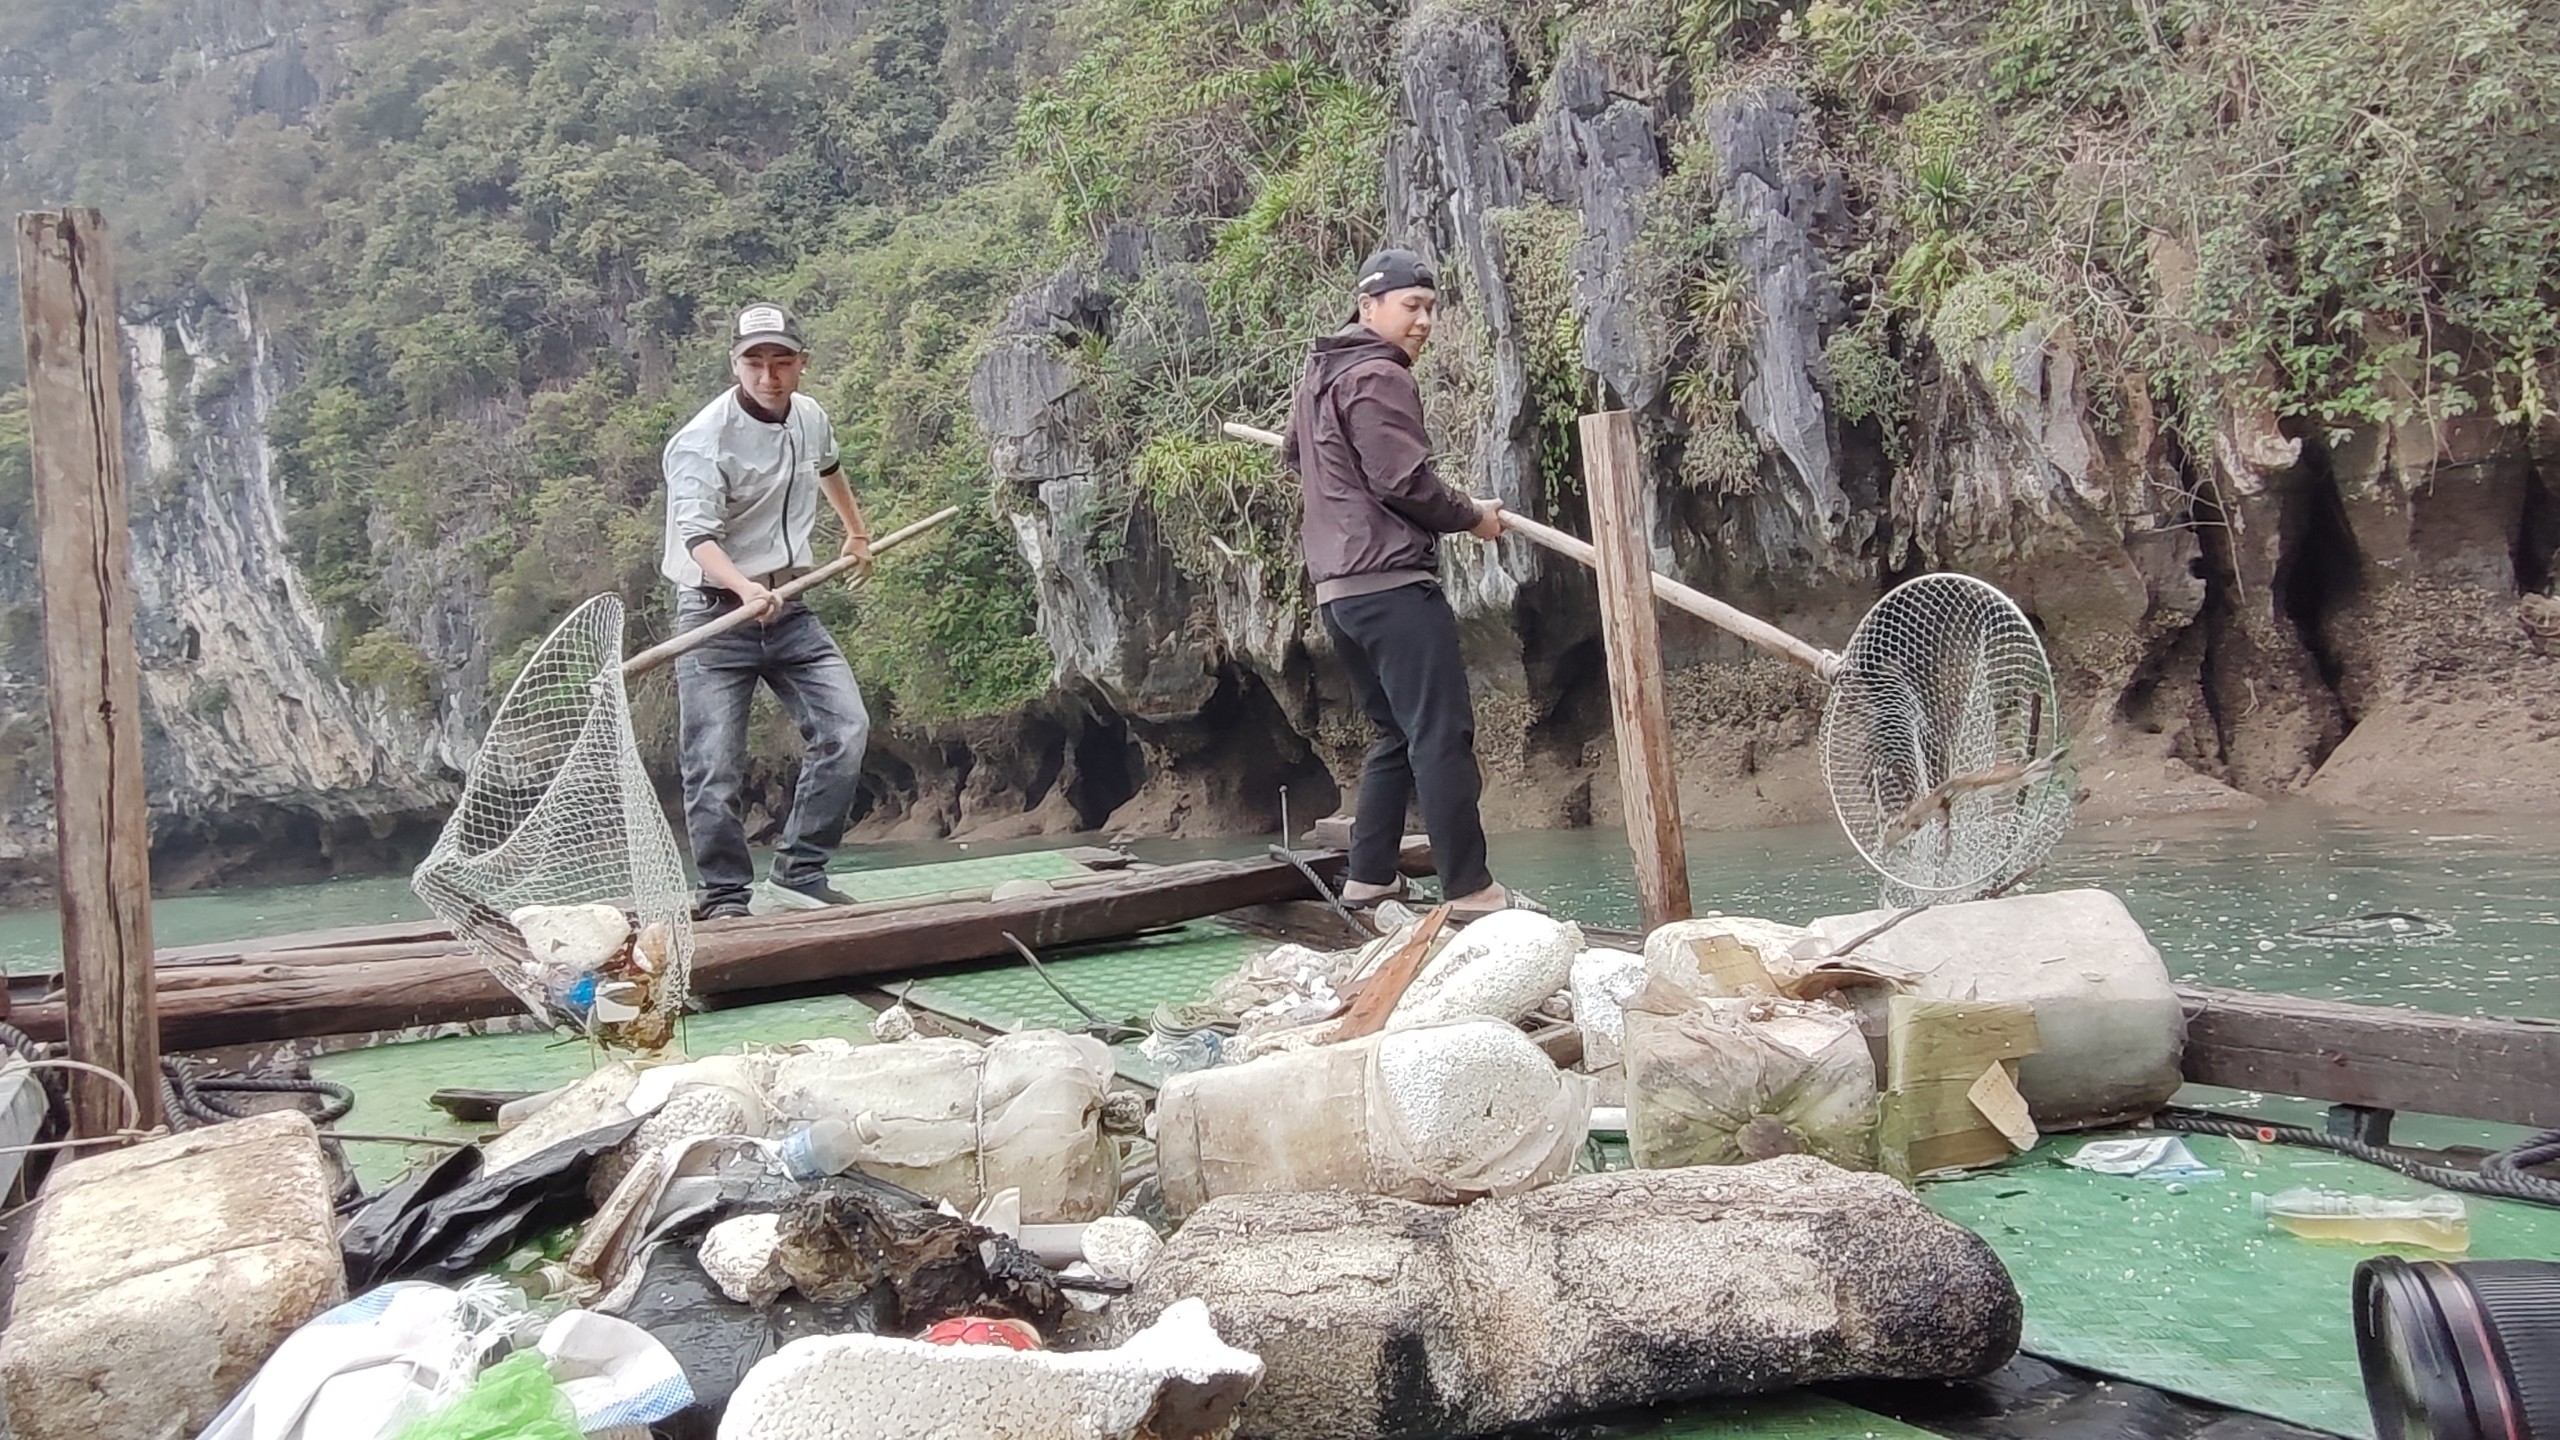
2290, 912, 2452, 942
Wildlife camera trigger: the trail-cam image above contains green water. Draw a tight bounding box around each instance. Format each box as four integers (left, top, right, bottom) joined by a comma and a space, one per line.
1481, 805, 2560, 1019
6, 807, 2548, 1014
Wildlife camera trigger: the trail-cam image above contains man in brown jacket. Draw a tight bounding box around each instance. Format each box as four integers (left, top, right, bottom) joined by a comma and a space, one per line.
1284, 248, 1526, 919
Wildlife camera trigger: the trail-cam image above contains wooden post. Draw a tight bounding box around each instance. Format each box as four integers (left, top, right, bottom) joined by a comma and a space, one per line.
16, 209, 162, 1136
1578, 410, 1691, 930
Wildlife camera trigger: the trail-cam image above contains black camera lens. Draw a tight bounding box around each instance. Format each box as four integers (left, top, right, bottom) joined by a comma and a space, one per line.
2357, 1257, 2560, 1439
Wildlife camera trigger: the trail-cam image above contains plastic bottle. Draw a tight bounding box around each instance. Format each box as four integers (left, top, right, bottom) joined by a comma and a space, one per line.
776, 1118, 862, 1181
2252, 1188, 2470, 1252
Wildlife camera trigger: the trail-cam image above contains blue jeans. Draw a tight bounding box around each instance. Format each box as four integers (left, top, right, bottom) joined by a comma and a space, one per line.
674, 589, 871, 906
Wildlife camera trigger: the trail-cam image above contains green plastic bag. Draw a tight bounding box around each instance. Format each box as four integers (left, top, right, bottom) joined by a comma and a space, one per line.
393, 1350, 581, 1440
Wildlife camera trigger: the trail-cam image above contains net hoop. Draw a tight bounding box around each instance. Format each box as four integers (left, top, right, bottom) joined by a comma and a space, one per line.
412, 594, 694, 1049
1818, 572, 2075, 898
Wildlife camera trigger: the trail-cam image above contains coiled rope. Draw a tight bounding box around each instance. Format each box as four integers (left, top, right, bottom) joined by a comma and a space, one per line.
2158, 1107, 2560, 1209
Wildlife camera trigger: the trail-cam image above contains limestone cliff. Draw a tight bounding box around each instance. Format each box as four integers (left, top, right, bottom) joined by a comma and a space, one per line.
0, 298, 457, 902
2, 0, 2553, 901
970, 6, 2560, 842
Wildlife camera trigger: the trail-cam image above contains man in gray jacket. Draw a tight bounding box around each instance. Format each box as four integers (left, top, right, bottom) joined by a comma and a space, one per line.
1284, 249, 1526, 920
662, 302, 874, 919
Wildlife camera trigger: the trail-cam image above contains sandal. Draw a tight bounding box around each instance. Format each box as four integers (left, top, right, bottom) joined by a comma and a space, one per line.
1339, 876, 1410, 912
1445, 884, 1549, 924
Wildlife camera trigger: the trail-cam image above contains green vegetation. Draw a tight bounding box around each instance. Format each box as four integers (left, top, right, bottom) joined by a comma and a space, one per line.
2, 0, 2552, 759
0, 0, 1416, 726
1800, 0, 2560, 438
1496, 0, 2558, 468
1017, 0, 1400, 588
1, 0, 1061, 732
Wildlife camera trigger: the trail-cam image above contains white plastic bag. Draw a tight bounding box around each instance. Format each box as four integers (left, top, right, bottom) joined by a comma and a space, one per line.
1387, 912, 1584, 1029
1623, 990, 1879, 1172
1156, 1020, 1589, 1215
536, 1309, 694, 1432
196, 1280, 522, 1440
766, 1031, 1119, 1222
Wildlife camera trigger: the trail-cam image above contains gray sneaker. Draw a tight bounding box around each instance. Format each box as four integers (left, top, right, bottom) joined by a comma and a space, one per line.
767, 875, 858, 909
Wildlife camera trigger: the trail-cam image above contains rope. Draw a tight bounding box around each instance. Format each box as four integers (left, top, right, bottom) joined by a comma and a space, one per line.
164, 1069, 355, 1126
2157, 1108, 2560, 1209
11, 1059, 141, 1133
0, 1025, 365, 1204
2480, 1127, 2560, 1182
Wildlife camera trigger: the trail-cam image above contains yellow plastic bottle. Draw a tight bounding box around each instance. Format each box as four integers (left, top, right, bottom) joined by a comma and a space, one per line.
2252, 1188, 2471, 1253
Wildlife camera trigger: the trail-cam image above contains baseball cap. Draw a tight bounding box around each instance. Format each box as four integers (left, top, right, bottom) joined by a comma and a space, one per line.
1356, 249, 1437, 297
729, 302, 807, 358
1348, 248, 1436, 322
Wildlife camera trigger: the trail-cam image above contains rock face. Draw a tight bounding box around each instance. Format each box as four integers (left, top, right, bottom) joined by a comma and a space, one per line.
0, 295, 458, 904
0, 1111, 346, 1440
960, 14, 2558, 840
1115, 1158, 2022, 1440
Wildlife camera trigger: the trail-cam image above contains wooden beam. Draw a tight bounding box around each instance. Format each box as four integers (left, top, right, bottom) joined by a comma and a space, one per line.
17, 208, 161, 1135
2179, 984, 2560, 1130
1307, 817, 1435, 876
1578, 410, 1690, 930
8, 847, 1399, 1052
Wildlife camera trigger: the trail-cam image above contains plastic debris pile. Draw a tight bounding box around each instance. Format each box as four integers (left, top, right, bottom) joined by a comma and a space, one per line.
21, 877, 2226, 1439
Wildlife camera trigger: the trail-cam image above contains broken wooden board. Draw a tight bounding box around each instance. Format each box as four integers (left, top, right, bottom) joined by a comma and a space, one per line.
2179, 984, 2560, 1129
1335, 906, 1450, 1040
9, 847, 1405, 1053
1884, 996, 2041, 1092
1880, 995, 2043, 1181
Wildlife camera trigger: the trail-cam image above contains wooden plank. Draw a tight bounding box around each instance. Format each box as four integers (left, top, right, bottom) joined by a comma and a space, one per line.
154, 918, 457, 964
18, 208, 161, 1136
21, 872, 1139, 990
1578, 410, 1690, 930
7, 847, 1395, 1052
1306, 817, 1437, 877
1335, 905, 1450, 1040
2179, 984, 2560, 1129
1884, 996, 2041, 1091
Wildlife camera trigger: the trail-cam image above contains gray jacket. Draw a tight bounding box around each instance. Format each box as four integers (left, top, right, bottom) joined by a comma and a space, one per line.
660, 388, 842, 589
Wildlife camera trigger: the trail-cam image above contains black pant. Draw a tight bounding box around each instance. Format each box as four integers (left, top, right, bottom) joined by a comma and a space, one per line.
1321, 581, 1494, 898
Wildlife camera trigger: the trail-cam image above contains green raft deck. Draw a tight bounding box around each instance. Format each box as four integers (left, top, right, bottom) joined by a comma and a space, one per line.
310, 847, 2546, 1440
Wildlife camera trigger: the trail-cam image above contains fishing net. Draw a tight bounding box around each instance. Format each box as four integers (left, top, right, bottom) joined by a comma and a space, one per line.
413, 595, 691, 1052
1819, 573, 2074, 901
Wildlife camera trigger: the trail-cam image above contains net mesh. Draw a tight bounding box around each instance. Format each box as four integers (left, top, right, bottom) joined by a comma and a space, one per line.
1819, 572, 2074, 900
413, 595, 693, 1052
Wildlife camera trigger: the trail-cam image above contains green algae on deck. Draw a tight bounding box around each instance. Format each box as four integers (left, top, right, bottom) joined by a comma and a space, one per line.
1923, 1131, 2560, 1438
828, 847, 1094, 899
902, 922, 1266, 1086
